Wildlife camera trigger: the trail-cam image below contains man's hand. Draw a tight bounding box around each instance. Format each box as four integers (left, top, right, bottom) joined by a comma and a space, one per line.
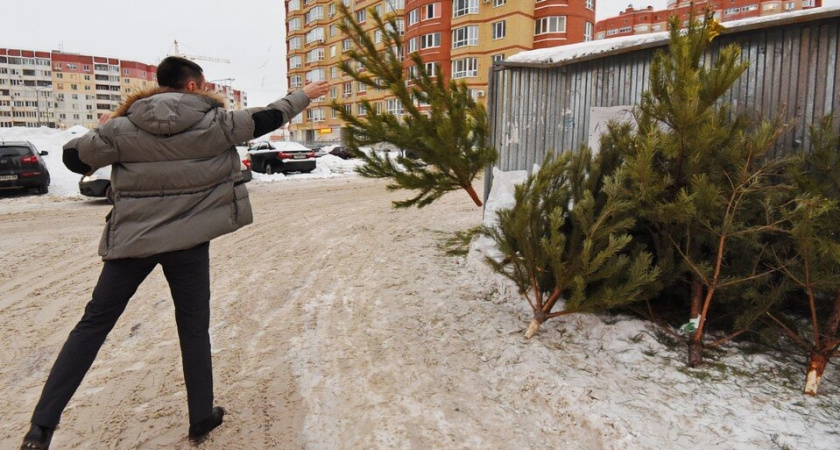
302, 81, 330, 100
98, 113, 111, 126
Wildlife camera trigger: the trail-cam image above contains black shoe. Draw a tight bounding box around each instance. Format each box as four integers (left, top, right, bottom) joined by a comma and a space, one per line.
188, 406, 225, 444
21, 424, 54, 450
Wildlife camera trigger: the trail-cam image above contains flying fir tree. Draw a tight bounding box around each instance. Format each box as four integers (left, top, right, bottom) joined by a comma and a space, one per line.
334, 4, 497, 208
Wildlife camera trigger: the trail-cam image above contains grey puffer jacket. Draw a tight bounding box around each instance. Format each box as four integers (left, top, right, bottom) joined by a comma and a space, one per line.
66, 88, 310, 260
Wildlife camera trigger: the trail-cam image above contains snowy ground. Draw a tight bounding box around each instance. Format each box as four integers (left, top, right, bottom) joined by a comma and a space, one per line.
1, 127, 839, 449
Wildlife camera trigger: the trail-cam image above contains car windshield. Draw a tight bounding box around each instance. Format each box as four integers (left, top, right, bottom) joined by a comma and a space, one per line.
0, 146, 30, 157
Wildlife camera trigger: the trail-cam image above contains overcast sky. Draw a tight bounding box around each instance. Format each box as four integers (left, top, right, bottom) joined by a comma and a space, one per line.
2, 0, 833, 108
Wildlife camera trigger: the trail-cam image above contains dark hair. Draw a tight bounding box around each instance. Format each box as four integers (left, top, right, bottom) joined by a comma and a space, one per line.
156, 56, 204, 89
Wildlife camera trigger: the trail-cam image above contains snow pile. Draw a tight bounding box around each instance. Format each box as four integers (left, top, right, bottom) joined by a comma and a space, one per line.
471, 166, 529, 263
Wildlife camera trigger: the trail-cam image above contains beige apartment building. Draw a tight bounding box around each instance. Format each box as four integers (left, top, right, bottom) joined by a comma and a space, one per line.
285, 0, 595, 144
0, 48, 247, 129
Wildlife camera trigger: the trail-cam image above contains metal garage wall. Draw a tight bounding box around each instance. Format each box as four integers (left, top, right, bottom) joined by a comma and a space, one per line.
487, 8, 840, 178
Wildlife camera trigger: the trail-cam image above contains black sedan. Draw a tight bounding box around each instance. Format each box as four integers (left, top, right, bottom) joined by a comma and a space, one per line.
246, 141, 316, 174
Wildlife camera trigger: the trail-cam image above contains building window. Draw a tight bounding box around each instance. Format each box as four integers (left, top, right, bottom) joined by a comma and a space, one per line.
305, 27, 325, 44
421, 32, 441, 49
306, 48, 325, 63
425, 62, 437, 77
356, 9, 366, 23
305, 6, 323, 24
452, 26, 479, 48
492, 53, 505, 63
425, 3, 440, 19
494, 0, 506, 6
290, 75, 303, 88
289, 0, 300, 11
306, 68, 325, 82
307, 108, 325, 122
585, 0, 594, 10
289, 37, 302, 50
451, 58, 478, 79
343, 82, 353, 97
453, 0, 478, 17
385, 98, 403, 116
289, 17, 301, 31
584, 22, 593, 42
492, 21, 506, 40
408, 8, 419, 25
408, 37, 418, 53
535, 16, 566, 35
289, 56, 302, 69
386, 0, 405, 12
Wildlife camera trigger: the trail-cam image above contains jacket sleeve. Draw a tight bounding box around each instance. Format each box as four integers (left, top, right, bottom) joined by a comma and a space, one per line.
227, 90, 311, 143
62, 126, 119, 173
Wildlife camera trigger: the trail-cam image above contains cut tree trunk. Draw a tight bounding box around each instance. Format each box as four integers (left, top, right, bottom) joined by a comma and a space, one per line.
804, 351, 829, 395
687, 275, 705, 367
464, 184, 483, 207
524, 318, 544, 339
688, 334, 704, 368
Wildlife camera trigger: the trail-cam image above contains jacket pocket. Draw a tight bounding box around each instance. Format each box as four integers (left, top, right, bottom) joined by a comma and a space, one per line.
233, 183, 253, 227
98, 209, 114, 257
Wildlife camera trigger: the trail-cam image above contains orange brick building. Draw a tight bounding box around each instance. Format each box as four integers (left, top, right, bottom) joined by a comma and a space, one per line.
595, 0, 822, 40
285, 0, 596, 144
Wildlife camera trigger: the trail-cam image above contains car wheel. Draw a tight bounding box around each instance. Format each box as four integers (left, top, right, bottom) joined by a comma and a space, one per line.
36, 185, 49, 195
264, 163, 275, 175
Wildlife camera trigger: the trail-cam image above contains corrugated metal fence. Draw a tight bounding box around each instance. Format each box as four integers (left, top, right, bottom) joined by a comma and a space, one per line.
487, 8, 840, 182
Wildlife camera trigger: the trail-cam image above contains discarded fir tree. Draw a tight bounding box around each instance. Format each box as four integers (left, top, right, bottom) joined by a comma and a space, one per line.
334, 4, 497, 208
482, 148, 660, 338
613, 10, 787, 366
770, 116, 840, 395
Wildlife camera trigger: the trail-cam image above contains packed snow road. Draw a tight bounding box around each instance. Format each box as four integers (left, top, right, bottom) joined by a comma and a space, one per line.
2, 177, 839, 450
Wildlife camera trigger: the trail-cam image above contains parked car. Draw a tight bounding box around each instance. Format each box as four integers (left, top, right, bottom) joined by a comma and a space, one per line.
325, 145, 358, 160
0, 140, 50, 195
310, 146, 328, 158
246, 141, 316, 174
79, 166, 113, 202
80, 159, 252, 204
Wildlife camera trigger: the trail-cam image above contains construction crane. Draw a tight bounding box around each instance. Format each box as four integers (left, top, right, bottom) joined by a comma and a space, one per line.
169, 40, 230, 64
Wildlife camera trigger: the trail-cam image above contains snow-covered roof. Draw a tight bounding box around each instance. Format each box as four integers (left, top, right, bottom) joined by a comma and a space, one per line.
505, 5, 840, 67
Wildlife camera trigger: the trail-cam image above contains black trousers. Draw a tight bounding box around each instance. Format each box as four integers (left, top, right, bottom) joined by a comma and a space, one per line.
31, 242, 214, 427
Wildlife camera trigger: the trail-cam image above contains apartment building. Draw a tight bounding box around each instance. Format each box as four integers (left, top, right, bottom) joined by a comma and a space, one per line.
0, 48, 247, 129
595, 0, 822, 40
285, 0, 595, 144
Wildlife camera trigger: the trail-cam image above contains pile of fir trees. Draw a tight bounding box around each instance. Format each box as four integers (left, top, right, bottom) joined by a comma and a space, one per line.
336, 5, 840, 394
484, 10, 840, 395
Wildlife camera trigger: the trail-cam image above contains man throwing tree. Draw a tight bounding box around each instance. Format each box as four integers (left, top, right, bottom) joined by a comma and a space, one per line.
20, 56, 329, 449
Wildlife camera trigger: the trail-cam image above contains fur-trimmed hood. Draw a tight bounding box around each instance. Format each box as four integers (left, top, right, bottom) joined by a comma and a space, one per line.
111, 87, 227, 136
